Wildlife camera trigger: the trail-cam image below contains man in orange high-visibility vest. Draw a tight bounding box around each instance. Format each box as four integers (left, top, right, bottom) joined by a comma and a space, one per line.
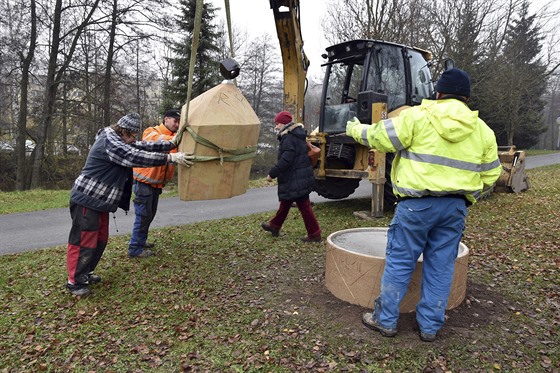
128, 109, 181, 258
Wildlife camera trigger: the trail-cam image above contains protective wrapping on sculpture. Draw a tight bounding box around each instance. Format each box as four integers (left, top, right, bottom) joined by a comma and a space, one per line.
177, 82, 261, 201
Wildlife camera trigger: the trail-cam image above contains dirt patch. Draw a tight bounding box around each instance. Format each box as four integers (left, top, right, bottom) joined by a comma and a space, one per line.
284, 278, 509, 347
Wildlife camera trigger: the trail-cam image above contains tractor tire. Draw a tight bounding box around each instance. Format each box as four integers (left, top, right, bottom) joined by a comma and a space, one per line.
313, 177, 361, 200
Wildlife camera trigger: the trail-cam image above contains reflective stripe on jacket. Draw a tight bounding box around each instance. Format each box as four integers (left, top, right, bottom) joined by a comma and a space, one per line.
351, 99, 502, 204
133, 124, 177, 188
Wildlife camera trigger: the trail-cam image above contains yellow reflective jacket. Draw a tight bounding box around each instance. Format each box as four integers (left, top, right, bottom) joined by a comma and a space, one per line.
133, 124, 177, 188
348, 99, 502, 204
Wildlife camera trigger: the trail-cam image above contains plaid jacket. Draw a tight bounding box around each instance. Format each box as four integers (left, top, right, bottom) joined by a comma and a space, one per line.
70, 127, 173, 212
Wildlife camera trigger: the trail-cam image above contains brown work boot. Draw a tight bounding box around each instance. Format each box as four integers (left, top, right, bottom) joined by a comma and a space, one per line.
87, 273, 101, 284
261, 222, 280, 237
301, 236, 322, 243
419, 331, 437, 342
128, 249, 155, 258
66, 283, 91, 296
362, 312, 397, 337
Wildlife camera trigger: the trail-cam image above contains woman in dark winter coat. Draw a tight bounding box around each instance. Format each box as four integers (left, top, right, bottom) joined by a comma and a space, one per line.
261, 111, 322, 242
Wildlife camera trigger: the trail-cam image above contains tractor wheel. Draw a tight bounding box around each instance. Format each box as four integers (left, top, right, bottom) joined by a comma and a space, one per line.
313, 177, 361, 200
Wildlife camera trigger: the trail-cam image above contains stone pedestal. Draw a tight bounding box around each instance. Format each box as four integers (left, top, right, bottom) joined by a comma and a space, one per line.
325, 227, 469, 312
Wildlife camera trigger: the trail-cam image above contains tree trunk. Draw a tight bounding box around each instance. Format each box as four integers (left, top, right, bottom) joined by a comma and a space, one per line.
62, 82, 68, 155
30, 0, 62, 189
30, 0, 101, 188
136, 39, 141, 116
15, 0, 36, 191
102, 0, 118, 128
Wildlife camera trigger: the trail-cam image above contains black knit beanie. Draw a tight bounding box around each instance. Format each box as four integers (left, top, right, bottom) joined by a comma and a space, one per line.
435, 68, 471, 97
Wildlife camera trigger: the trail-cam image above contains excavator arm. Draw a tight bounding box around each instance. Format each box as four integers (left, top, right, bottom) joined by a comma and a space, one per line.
269, 0, 309, 123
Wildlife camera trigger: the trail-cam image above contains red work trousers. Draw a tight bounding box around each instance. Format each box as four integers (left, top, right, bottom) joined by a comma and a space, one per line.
269, 197, 321, 239
67, 203, 109, 285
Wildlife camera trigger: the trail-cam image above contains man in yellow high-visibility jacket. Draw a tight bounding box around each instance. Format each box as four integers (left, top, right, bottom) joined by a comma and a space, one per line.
346, 67, 502, 342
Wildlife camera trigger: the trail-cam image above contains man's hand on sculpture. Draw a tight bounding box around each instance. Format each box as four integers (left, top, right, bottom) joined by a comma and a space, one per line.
169, 152, 194, 167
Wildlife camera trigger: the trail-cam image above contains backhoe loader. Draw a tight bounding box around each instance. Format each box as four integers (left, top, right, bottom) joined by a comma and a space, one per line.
269, 0, 527, 217
270, 0, 435, 216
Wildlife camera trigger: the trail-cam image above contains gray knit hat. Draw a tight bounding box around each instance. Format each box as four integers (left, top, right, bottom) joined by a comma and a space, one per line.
117, 113, 141, 132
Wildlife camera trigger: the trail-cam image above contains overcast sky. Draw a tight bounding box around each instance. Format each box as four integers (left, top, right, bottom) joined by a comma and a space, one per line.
210, 0, 559, 81
211, 0, 329, 80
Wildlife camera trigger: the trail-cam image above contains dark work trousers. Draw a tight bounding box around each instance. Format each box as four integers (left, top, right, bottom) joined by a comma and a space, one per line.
128, 181, 161, 256
269, 196, 321, 239
67, 203, 109, 285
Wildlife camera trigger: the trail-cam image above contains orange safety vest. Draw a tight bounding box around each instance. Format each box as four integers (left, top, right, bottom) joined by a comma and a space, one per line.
133, 124, 177, 188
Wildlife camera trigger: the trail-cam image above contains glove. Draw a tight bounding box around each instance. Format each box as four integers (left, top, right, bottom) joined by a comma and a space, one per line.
170, 128, 184, 148
346, 117, 363, 140
169, 152, 194, 167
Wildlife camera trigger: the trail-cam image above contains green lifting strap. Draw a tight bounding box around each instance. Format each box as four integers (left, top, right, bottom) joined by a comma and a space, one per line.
224, 0, 236, 86
185, 127, 257, 165
184, 0, 203, 119
224, 0, 234, 58
173, 0, 203, 145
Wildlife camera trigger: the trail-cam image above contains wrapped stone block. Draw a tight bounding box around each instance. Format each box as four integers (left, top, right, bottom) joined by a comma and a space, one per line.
178, 82, 260, 201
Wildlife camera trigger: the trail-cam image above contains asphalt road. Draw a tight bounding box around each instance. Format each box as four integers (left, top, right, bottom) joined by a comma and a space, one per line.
1, 152, 558, 255
0, 180, 374, 255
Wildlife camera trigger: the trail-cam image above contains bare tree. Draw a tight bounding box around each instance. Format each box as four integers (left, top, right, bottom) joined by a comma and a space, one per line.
29, 0, 101, 189
423, 0, 498, 77
323, 0, 437, 47
70, 29, 106, 149
96, 0, 172, 127
15, 0, 37, 190
532, 0, 560, 75
0, 0, 38, 190
238, 33, 281, 117
101, 0, 119, 128
235, 32, 283, 172
540, 72, 560, 149
324, 0, 399, 45
57, 0, 172, 150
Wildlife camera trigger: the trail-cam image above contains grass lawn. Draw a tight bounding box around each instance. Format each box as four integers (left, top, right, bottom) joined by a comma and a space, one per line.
0, 165, 558, 372
0, 178, 273, 214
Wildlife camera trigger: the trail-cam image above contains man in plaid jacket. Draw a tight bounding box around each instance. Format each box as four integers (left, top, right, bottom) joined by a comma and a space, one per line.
66, 112, 193, 296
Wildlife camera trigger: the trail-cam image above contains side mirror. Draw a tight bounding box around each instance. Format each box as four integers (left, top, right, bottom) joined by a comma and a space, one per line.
444, 58, 455, 71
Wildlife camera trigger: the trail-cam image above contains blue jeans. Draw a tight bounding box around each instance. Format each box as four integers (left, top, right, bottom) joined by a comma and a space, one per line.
128, 181, 161, 256
373, 196, 467, 334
